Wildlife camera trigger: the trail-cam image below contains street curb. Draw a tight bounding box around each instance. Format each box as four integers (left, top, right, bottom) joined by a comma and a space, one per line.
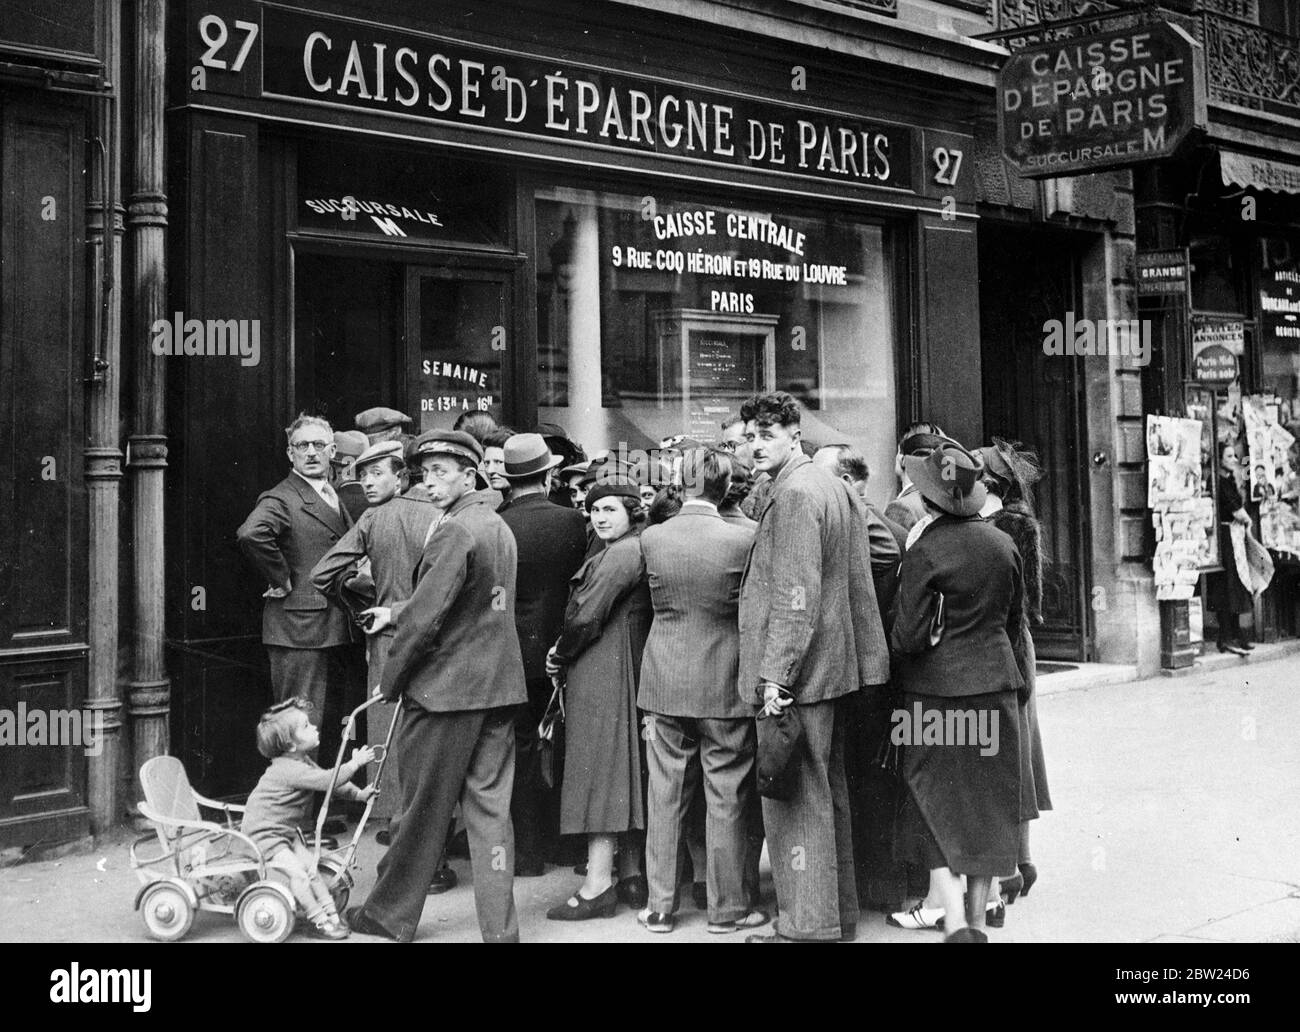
1159, 638, 1300, 678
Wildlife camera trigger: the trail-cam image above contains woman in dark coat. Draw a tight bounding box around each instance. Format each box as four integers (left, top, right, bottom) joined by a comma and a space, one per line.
980, 438, 1052, 903
1207, 441, 1255, 654
889, 441, 1024, 943
545, 477, 653, 920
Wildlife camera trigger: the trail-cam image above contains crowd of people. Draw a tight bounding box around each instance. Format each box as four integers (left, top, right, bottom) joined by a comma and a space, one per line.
235, 393, 1051, 942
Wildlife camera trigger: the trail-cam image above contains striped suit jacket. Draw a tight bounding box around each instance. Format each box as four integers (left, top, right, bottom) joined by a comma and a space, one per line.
639, 502, 754, 719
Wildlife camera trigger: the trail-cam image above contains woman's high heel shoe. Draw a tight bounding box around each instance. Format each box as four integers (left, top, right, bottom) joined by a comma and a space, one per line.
1018, 862, 1038, 898
1000, 872, 1024, 905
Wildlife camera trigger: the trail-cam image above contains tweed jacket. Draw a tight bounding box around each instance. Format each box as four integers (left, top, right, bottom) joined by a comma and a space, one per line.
237, 473, 355, 649
309, 487, 442, 628
378, 489, 527, 713
738, 452, 890, 705
639, 502, 754, 719
884, 484, 927, 533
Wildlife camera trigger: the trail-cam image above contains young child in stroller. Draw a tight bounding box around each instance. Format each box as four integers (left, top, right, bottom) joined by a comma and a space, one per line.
242, 697, 376, 939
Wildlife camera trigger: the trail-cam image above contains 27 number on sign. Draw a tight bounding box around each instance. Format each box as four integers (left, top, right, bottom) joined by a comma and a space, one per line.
198, 14, 259, 72
932, 147, 963, 187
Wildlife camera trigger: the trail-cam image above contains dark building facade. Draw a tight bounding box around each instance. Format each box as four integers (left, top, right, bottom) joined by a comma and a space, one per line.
9, 1, 1300, 846
165, 0, 1001, 799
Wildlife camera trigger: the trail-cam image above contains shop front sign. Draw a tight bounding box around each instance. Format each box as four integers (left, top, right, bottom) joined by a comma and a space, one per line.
1260, 252, 1300, 353
188, 2, 913, 191
999, 21, 1205, 178
1136, 248, 1189, 298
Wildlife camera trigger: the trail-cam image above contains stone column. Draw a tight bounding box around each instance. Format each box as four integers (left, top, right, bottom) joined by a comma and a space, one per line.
127, 0, 171, 774
84, 0, 124, 832
565, 200, 607, 447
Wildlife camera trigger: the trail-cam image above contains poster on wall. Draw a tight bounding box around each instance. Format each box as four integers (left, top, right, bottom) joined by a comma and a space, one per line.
1241, 393, 1300, 556
1147, 415, 1214, 599
1184, 384, 1221, 568
1190, 316, 1243, 383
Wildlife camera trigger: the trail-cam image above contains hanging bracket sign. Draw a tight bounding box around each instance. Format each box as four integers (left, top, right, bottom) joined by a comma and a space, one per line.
999, 21, 1206, 178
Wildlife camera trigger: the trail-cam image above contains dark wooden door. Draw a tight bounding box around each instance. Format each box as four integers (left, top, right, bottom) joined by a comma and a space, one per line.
979, 224, 1092, 661
0, 96, 90, 845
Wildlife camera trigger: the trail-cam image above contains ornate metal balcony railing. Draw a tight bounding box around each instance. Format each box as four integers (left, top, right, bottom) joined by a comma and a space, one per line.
820, 0, 899, 16
983, 1, 1300, 121
989, 0, 1139, 44
1197, 11, 1300, 119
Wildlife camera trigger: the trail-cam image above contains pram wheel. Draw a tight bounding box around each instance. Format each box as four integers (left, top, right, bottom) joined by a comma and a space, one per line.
235, 882, 295, 943
139, 880, 195, 941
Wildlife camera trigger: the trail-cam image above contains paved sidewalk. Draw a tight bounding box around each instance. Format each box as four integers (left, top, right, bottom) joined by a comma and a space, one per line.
2, 652, 1297, 943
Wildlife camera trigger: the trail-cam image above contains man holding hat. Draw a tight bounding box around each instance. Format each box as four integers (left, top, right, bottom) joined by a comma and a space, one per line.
496, 433, 588, 873
736, 392, 890, 943
354, 406, 413, 446
347, 429, 527, 942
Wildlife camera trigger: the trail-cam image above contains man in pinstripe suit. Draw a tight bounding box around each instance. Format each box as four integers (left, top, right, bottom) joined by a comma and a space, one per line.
637, 448, 768, 935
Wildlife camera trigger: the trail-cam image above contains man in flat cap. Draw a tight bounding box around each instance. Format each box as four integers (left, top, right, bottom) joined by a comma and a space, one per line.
355, 406, 414, 445
347, 430, 527, 942
496, 433, 588, 874
237, 413, 363, 767
311, 440, 440, 829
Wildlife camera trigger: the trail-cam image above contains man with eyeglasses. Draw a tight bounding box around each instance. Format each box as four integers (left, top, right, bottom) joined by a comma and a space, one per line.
238, 414, 363, 766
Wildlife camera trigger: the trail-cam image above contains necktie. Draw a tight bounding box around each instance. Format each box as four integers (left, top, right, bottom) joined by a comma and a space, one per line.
320, 483, 339, 513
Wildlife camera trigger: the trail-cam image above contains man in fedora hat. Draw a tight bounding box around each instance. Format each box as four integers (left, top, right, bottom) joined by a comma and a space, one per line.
737, 393, 890, 943
496, 433, 588, 873
347, 429, 527, 942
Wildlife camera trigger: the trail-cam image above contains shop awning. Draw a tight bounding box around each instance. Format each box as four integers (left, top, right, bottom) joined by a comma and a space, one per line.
1220, 150, 1300, 195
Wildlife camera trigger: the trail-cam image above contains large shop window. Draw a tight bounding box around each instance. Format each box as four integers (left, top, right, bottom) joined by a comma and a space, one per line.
535, 187, 897, 506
